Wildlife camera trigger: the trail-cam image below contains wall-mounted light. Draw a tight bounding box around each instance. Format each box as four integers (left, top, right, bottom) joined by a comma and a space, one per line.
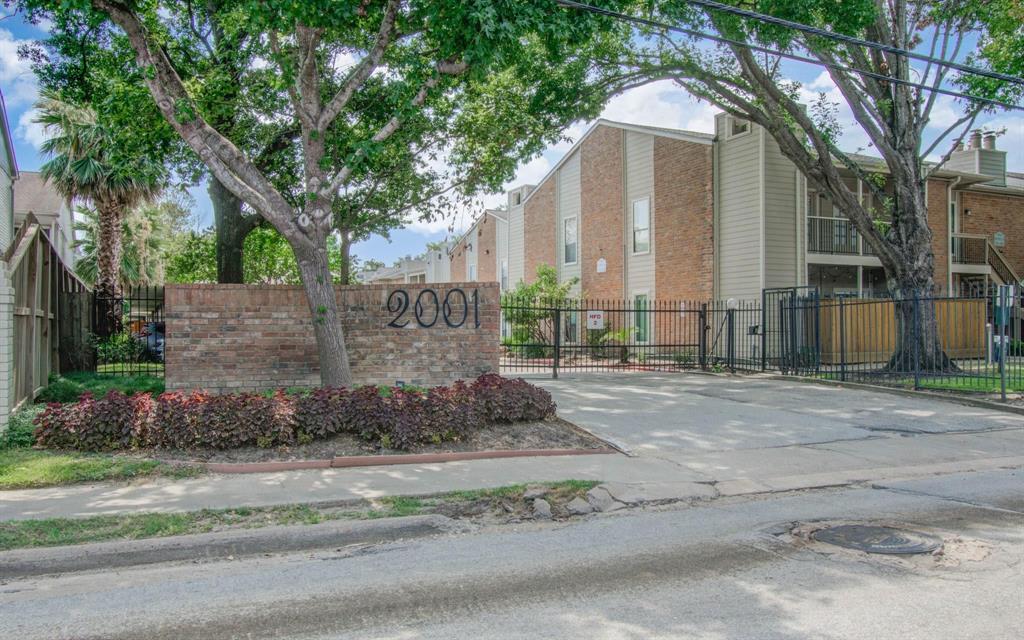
964, 208, 972, 217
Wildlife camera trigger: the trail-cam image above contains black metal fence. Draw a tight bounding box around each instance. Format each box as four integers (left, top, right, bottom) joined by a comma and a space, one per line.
778, 286, 1022, 400
500, 286, 1022, 401
499, 296, 762, 376
61, 285, 166, 378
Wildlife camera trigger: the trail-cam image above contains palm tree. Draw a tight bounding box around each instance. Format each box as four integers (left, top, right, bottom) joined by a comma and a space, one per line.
36, 93, 163, 303
73, 203, 167, 288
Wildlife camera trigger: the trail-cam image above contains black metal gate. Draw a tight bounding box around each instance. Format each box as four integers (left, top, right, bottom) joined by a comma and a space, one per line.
500, 296, 762, 377
762, 286, 820, 374
85, 285, 166, 377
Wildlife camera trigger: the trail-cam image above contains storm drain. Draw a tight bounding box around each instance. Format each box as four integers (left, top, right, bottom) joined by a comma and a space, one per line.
811, 524, 942, 555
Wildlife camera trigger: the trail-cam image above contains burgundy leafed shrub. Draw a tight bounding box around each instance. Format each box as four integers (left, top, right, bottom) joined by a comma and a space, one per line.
470, 373, 556, 423
35, 391, 154, 451
34, 375, 557, 452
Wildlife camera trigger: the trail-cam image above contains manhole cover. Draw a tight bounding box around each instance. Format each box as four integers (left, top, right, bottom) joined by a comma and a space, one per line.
811, 525, 942, 555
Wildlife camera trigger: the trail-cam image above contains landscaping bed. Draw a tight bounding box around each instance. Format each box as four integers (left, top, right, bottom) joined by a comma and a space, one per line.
27, 374, 608, 465
148, 417, 604, 464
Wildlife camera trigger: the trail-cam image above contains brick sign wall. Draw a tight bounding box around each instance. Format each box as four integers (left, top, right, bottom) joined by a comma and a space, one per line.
165, 282, 500, 393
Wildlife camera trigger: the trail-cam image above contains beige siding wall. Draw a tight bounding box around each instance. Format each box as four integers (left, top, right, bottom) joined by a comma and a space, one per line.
762, 134, 800, 288
494, 215, 508, 289
0, 261, 12, 431
715, 115, 763, 301
625, 131, 655, 299
507, 203, 525, 286
0, 166, 12, 251
557, 150, 582, 293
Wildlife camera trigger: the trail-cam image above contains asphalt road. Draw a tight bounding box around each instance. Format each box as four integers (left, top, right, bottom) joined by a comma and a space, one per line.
3, 469, 1022, 640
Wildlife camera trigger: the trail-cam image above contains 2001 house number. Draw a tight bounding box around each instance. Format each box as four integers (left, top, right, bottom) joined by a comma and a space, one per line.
387, 288, 481, 329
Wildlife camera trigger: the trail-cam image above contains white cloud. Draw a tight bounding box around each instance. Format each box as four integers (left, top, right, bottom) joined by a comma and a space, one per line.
0, 28, 39, 109
598, 80, 717, 134
16, 107, 48, 149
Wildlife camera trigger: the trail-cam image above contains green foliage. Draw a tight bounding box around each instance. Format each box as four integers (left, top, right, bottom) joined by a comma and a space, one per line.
1, 407, 44, 449
502, 265, 579, 357
93, 331, 146, 366
0, 448, 199, 490
36, 372, 165, 404
73, 194, 195, 287
163, 225, 353, 284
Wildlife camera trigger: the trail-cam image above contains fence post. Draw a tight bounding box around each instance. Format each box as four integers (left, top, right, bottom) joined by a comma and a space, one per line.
998, 285, 1008, 402
839, 297, 847, 382
788, 295, 798, 374
699, 303, 708, 370
912, 294, 921, 390
552, 306, 561, 380
760, 290, 767, 371
727, 307, 736, 372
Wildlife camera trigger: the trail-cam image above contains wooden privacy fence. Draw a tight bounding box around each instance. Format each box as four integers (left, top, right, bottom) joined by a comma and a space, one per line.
2, 213, 89, 412
817, 297, 988, 364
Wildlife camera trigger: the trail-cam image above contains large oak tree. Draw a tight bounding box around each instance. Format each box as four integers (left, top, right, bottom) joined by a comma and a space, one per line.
45, 0, 622, 385
599, 0, 1021, 370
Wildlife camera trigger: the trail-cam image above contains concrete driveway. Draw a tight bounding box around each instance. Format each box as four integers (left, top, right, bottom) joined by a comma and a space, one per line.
534, 372, 1024, 455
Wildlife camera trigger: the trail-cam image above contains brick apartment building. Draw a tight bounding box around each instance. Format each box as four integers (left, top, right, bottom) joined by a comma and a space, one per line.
451, 116, 1021, 304
449, 208, 509, 290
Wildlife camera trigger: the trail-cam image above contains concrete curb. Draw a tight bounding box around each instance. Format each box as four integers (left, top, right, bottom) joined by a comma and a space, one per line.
0, 514, 468, 579
191, 447, 615, 474
770, 374, 1024, 416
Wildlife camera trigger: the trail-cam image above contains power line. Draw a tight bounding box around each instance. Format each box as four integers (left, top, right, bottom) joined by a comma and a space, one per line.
556, 0, 1024, 112
685, 0, 1024, 87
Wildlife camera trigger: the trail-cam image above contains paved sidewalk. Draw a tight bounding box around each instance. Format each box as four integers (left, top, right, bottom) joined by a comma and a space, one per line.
3, 426, 1022, 520
5, 373, 1023, 521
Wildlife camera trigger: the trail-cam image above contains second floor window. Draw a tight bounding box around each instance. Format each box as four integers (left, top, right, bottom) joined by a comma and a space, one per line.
632, 198, 650, 253
468, 264, 477, 281
564, 216, 578, 264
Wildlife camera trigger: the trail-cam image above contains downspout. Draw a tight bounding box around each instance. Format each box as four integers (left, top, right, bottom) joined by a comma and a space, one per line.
946, 176, 961, 294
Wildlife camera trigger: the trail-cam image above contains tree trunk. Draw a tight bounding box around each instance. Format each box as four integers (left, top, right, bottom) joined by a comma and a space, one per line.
209, 177, 255, 284
292, 233, 354, 387
94, 196, 126, 336
884, 188, 955, 373
338, 229, 353, 285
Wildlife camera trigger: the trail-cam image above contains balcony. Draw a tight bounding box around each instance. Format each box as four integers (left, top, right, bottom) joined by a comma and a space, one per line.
951, 233, 987, 265
807, 216, 890, 256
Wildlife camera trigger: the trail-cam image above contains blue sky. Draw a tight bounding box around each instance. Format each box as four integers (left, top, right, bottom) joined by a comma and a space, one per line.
2, 11, 1022, 267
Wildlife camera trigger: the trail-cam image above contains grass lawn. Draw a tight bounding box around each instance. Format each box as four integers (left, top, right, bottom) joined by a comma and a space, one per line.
0, 481, 600, 551
96, 362, 165, 375
35, 371, 165, 404
0, 448, 202, 490
817, 370, 1023, 394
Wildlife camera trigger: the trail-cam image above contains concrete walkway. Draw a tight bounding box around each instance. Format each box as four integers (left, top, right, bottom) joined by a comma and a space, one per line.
3, 374, 1023, 520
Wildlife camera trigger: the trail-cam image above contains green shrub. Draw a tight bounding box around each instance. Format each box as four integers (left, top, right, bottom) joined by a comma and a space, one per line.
94, 331, 145, 364
1, 407, 43, 449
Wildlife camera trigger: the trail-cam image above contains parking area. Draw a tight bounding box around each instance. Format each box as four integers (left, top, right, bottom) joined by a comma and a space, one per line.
533, 372, 1024, 455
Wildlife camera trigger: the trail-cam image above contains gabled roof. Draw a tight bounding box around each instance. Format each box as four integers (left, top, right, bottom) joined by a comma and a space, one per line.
520, 119, 714, 208
448, 208, 508, 255
0, 90, 19, 179
14, 172, 68, 222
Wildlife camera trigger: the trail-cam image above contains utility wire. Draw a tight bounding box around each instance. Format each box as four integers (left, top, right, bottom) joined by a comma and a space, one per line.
556, 0, 1024, 112
684, 0, 1024, 87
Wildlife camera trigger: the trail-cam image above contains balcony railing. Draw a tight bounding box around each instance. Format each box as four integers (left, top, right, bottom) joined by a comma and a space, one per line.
807, 216, 859, 255
951, 233, 987, 265
807, 216, 894, 257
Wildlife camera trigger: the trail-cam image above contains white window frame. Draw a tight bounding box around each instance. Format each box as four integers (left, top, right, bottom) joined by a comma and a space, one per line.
631, 197, 651, 255
468, 263, 477, 281
563, 216, 578, 266
725, 115, 750, 139
632, 291, 651, 344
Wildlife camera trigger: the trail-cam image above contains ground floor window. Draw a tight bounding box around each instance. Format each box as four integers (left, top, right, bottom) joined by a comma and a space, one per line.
808, 264, 890, 298
634, 294, 649, 342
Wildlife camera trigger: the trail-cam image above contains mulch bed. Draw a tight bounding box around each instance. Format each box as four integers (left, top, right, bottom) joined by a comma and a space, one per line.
138, 418, 607, 464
